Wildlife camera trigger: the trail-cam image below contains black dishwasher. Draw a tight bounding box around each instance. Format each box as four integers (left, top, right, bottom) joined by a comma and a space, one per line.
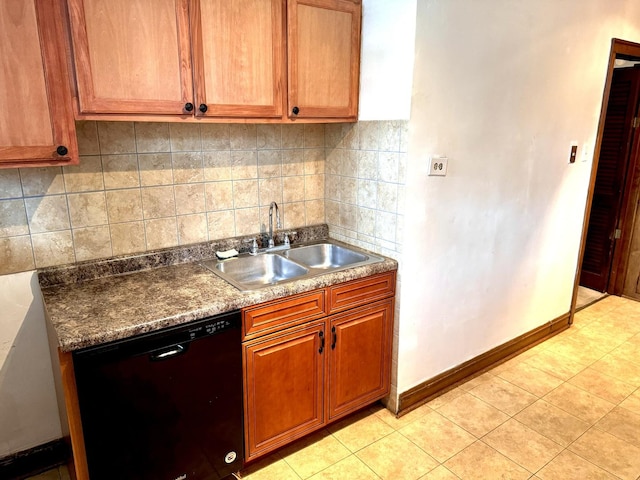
72, 311, 243, 480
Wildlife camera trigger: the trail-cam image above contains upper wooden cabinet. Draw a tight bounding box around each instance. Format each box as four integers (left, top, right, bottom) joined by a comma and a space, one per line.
192, 0, 285, 118
68, 0, 284, 118
287, 0, 361, 120
0, 0, 78, 168
66, 0, 360, 122
67, 0, 194, 115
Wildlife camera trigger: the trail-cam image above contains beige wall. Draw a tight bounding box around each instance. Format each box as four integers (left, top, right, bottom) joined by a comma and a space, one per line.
0, 121, 328, 275
398, 0, 640, 395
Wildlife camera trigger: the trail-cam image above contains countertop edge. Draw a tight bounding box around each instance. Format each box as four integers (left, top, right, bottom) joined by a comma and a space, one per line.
41, 235, 398, 352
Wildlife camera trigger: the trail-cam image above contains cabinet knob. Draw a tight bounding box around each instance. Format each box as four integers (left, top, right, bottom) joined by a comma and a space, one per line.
292, 106, 300, 115
199, 104, 208, 113
184, 102, 194, 112
56, 146, 68, 156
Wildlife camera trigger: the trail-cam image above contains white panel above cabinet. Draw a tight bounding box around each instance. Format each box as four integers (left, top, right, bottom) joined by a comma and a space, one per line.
358, 0, 416, 121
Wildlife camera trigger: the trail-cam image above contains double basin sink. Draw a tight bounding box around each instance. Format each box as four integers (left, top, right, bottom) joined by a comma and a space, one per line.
201, 239, 383, 291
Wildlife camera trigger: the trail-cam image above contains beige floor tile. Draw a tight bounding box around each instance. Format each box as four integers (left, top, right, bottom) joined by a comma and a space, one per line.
444, 441, 530, 480
568, 367, 636, 404
596, 406, 640, 448
426, 387, 465, 410
306, 455, 378, 480
419, 465, 461, 479
522, 340, 553, 356
591, 353, 640, 386
572, 309, 603, 327
487, 355, 527, 375
281, 430, 351, 479
585, 297, 619, 315
495, 361, 563, 397
468, 376, 537, 416
570, 322, 632, 352
328, 409, 395, 452
627, 332, 640, 346
543, 383, 615, 424
544, 336, 608, 365
596, 318, 640, 339
612, 340, 640, 358
399, 410, 476, 463
458, 371, 495, 391
26, 470, 61, 480
619, 389, 640, 414
568, 428, 640, 480
537, 450, 618, 480
514, 400, 590, 447
482, 419, 563, 473
240, 454, 300, 480
437, 392, 509, 438
356, 431, 438, 480
523, 350, 587, 381
58, 466, 70, 480
375, 402, 432, 430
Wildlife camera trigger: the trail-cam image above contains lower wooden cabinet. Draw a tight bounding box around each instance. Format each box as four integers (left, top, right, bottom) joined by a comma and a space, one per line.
328, 301, 393, 420
242, 292, 394, 462
243, 320, 325, 459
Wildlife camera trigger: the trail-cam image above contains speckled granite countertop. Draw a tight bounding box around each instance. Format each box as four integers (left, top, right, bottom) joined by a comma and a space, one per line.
39, 225, 397, 352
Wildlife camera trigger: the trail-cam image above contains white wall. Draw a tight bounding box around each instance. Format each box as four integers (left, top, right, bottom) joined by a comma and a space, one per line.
0, 271, 61, 456
358, 0, 417, 121
398, 0, 640, 393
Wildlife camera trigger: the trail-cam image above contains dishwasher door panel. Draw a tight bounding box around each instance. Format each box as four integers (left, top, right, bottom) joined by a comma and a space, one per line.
73, 312, 243, 480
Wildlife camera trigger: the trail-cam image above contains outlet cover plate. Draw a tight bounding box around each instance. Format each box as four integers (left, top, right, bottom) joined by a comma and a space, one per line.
429, 157, 448, 176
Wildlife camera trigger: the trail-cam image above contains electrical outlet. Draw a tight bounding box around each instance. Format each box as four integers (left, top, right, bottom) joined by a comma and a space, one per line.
429, 156, 448, 176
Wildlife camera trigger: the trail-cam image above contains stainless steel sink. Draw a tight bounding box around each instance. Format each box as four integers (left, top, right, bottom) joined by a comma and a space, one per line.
201, 254, 308, 290
283, 243, 368, 269
201, 240, 384, 291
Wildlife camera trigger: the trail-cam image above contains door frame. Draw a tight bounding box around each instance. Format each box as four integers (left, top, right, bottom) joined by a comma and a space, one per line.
571, 38, 640, 317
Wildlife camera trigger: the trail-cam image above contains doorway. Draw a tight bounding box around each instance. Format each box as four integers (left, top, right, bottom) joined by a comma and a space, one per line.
576, 39, 640, 306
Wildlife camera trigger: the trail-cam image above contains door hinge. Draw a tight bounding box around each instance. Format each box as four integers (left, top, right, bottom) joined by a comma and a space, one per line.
614, 228, 622, 239
633, 117, 640, 129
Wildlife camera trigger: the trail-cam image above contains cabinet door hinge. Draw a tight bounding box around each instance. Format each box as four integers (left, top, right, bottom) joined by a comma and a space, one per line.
614, 228, 622, 239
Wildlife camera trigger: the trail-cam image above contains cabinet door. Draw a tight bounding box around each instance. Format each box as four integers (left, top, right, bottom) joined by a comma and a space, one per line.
287, 0, 361, 119
0, 0, 78, 168
328, 299, 393, 420
191, 0, 285, 118
244, 320, 325, 461
67, 0, 193, 115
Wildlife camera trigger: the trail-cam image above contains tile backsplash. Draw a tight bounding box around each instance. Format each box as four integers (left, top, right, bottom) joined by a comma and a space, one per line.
0, 120, 406, 276
325, 121, 407, 260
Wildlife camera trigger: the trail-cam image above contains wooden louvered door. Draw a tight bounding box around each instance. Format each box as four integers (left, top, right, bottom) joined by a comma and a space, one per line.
581, 66, 640, 292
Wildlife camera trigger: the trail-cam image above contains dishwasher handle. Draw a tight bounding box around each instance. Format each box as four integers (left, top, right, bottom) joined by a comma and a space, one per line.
149, 343, 188, 361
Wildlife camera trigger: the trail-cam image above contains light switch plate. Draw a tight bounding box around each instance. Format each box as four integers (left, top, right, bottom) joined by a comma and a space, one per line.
429, 156, 448, 176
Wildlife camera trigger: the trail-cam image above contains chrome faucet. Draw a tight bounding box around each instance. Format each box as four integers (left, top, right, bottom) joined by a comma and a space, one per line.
268, 201, 281, 248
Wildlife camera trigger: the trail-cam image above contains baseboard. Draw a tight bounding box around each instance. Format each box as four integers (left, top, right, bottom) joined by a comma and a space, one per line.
0, 439, 68, 480
397, 312, 571, 414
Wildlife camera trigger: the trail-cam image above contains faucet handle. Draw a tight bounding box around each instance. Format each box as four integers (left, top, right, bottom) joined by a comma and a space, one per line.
284, 233, 290, 247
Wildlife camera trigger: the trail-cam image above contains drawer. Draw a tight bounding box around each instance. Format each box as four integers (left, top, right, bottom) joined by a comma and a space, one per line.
328, 271, 396, 314
243, 290, 326, 340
